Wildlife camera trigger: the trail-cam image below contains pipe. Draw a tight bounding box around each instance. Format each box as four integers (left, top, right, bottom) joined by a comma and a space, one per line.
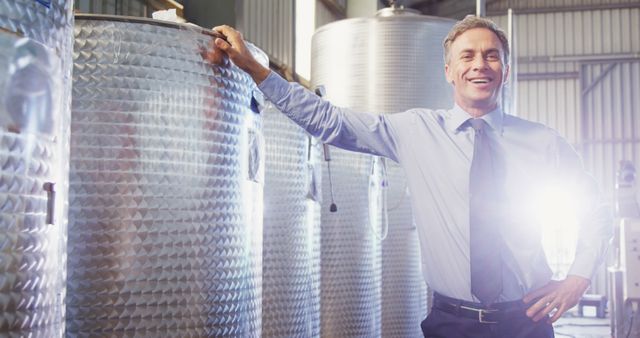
476, 0, 486, 16
519, 52, 640, 64
506, 8, 516, 116
517, 71, 579, 81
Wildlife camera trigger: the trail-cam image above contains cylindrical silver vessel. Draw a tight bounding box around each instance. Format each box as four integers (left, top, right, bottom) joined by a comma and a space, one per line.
68, 15, 266, 337
0, 1, 73, 336
312, 8, 455, 337
382, 162, 428, 337
262, 103, 322, 337
319, 149, 383, 338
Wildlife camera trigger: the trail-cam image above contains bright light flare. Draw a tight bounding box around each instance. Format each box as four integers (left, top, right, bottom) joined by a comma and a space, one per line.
532, 185, 580, 228
530, 184, 582, 279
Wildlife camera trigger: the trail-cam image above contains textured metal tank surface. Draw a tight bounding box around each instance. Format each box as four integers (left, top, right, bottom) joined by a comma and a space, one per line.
0, 0, 73, 48
0, 1, 73, 336
262, 103, 322, 337
382, 162, 428, 337
68, 15, 266, 337
312, 9, 455, 337
319, 148, 383, 338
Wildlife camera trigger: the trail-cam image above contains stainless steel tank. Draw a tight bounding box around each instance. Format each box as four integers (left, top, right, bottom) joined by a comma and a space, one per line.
312, 8, 455, 337
382, 162, 428, 337
0, 0, 73, 336
68, 15, 266, 337
262, 102, 322, 337
319, 148, 383, 338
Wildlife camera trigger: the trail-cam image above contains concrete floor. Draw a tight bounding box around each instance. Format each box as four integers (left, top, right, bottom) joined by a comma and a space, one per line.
554, 315, 611, 338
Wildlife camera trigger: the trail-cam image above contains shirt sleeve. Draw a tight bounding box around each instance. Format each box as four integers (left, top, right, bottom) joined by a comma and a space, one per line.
258, 71, 402, 162
554, 135, 613, 280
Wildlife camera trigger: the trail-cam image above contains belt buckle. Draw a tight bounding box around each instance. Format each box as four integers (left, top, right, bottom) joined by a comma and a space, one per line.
461, 305, 499, 324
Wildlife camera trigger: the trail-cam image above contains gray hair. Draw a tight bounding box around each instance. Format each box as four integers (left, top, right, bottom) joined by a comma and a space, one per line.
443, 15, 510, 65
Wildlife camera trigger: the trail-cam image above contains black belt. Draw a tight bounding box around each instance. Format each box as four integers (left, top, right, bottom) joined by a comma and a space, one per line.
432, 292, 527, 324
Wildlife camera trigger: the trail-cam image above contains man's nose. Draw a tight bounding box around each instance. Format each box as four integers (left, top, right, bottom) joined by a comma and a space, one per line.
471, 56, 488, 71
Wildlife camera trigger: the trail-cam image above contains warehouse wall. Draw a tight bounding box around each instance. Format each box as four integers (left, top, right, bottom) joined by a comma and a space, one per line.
582, 61, 640, 201
75, 0, 146, 16
487, 0, 640, 14
490, 3, 640, 294
235, 0, 377, 80
489, 5, 640, 197
316, 2, 342, 28
237, 0, 295, 71
183, 0, 236, 29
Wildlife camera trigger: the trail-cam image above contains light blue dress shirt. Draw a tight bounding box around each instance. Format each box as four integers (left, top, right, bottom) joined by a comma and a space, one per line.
258, 71, 612, 302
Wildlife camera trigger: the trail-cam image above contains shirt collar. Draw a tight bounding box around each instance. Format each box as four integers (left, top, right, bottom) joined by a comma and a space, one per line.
445, 104, 504, 134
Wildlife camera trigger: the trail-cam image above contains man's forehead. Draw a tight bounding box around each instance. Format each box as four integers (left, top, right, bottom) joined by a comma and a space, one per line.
457, 47, 502, 54
451, 28, 503, 51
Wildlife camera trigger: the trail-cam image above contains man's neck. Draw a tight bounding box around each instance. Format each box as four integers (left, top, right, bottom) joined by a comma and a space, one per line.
457, 101, 498, 118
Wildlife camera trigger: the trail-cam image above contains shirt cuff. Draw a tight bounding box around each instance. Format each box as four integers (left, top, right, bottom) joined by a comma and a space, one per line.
257, 70, 290, 105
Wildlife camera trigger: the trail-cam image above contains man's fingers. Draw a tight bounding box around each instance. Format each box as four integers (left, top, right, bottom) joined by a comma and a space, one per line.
212, 25, 242, 45
201, 39, 228, 65
212, 25, 234, 37
524, 277, 589, 323
548, 303, 568, 323
208, 50, 225, 65
533, 301, 558, 322
525, 296, 550, 319
215, 38, 232, 52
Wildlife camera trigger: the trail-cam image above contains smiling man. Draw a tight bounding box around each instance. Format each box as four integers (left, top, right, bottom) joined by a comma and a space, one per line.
445, 26, 506, 117
209, 15, 611, 338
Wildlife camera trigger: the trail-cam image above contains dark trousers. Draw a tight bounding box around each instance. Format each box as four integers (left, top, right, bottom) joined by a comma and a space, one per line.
421, 296, 555, 338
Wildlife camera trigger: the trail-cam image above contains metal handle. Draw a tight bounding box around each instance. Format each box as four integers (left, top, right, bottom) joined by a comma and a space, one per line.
313, 85, 337, 212
43, 182, 55, 225
307, 136, 313, 161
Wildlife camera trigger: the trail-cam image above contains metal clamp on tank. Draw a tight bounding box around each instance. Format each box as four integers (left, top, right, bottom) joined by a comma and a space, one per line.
314, 85, 338, 212
369, 156, 388, 241
247, 124, 264, 183
43, 182, 55, 225
250, 89, 265, 115
246, 83, 264, 183
305, 136, 322, 203
35, 0, 52, 8
246, 42, 268, 183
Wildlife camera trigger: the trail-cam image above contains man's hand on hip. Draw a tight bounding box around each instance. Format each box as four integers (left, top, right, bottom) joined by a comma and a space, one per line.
522, 275, 590, 323
206, 25, 270, 84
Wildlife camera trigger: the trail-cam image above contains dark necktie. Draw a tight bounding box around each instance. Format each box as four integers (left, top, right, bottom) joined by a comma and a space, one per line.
469, 118, 503, 305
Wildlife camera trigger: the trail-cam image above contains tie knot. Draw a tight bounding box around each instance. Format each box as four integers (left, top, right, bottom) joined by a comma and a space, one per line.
469, 118, 487, 133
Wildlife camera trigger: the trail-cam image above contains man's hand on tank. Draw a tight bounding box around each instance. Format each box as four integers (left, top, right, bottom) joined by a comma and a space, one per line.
207, 25, 270, 84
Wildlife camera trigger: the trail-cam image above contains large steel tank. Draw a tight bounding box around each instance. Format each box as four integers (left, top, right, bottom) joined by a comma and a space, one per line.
319, 148, 383, 337
262, 102, 322, 337
312, 7, 455, 337
68, 15, 266, 337
0, 1, 73, 336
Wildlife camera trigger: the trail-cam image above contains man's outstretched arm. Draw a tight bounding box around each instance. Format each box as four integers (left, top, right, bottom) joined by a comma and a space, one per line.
206, 25, 403, 162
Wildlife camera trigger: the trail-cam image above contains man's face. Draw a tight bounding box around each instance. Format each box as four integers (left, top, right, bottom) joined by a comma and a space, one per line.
445, 27, 509, 114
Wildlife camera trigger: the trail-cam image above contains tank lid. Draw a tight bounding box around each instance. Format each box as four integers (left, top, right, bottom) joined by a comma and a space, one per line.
75, 14, 223, 39
376, 7, 421, 17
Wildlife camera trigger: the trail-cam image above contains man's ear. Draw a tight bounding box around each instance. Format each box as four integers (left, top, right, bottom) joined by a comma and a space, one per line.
503, 64, 510, 84
445, 63, 453, 84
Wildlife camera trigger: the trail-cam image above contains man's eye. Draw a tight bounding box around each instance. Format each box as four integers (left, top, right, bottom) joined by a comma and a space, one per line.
461, 54, 473, 60
486, 54, 500, 61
